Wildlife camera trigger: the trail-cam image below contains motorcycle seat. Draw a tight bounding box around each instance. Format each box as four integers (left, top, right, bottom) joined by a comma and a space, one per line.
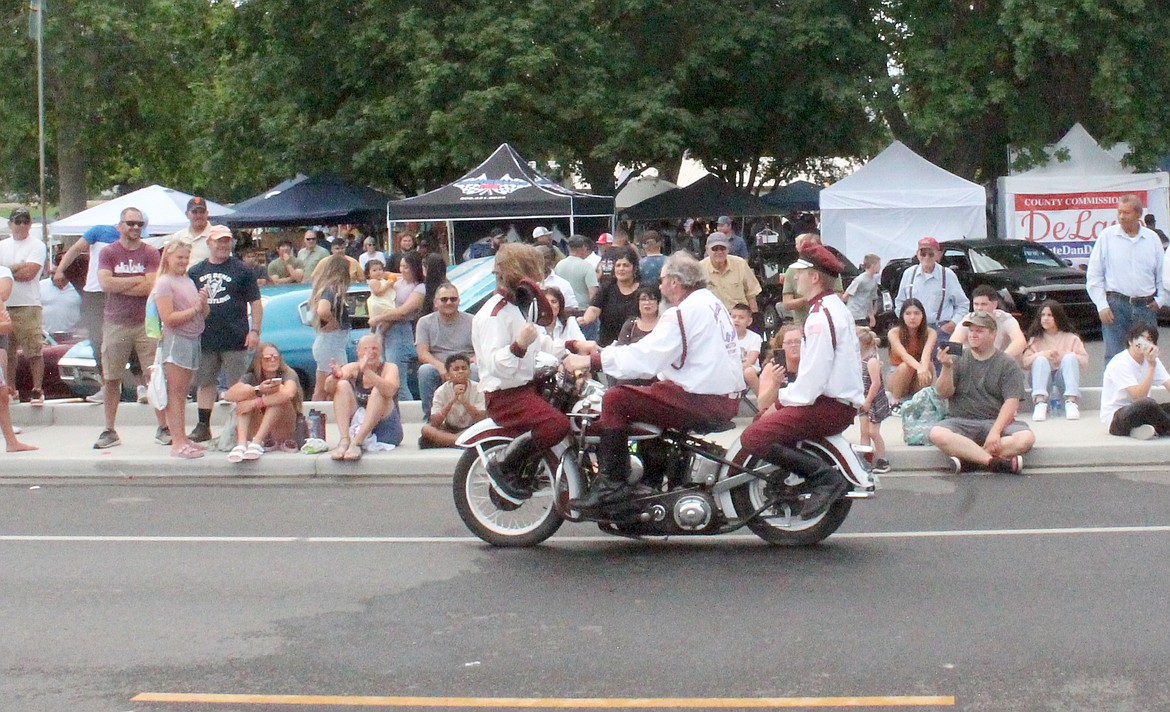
687, 420, 736, 435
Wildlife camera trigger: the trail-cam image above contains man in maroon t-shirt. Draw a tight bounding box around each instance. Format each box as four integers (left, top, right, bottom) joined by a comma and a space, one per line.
93, 207, 165, 449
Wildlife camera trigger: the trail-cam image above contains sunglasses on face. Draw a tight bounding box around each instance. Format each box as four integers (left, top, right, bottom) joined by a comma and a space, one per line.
438, 296, 459, 303
10, 218, 30, 225
710, 246, 728, 251
124, 221, 145, 228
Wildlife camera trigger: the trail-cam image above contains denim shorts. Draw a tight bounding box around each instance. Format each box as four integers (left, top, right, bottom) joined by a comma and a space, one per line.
312, 328, 351, 373
159, 332, 202, 371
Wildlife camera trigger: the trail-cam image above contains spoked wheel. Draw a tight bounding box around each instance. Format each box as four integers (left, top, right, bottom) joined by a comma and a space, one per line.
452, 442, 563, 547
730, 456, 852, 546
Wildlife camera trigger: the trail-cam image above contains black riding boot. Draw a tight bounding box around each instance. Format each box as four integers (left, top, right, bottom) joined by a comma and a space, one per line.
764, 444, 849, 520
568, 431, 632, 510
485, 432, 538, 504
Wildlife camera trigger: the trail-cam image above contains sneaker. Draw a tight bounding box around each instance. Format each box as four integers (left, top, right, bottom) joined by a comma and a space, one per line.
1130, 424, 1157, 440
11, 425, 20, 434
989, 455, 1023, 475
1065, 401, 1080, 420
29, 389, 44, 406
889, 402, 902, 417
1032, 402, 1048, 421
946, 456, 963, 475
137, 385, 149, 404
871, 458, 891, 474
154, 426, 172, 446
87, 389, 104, 404
93, 429, 121, 449
188, 422, 212, 443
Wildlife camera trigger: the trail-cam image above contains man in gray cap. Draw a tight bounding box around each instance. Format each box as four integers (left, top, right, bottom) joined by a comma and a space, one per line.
716, 216, 749, 259
929, 311, 1034, 475
0, 206, 47, 404
700, 232, 761, 313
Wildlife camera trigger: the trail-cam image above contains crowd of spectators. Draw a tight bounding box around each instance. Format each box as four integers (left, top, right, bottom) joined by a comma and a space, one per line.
6, 193, 1170, 470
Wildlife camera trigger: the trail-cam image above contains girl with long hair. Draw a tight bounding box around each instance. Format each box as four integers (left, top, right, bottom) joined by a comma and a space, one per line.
1021, 299, 1088, 420
579, 245, 641, 346
224, 343, 304, 461
887, 298, 936, 402
153, 242, 209, 458
369, 251, 425, 401
310, 255, 353, 400
542, 286, 586, 342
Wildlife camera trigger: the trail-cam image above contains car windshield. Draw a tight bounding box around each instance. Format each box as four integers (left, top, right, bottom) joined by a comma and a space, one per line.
967, 242, 1065, 271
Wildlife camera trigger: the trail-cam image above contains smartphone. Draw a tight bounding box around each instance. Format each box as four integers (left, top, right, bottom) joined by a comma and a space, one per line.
772, 349, 785, 366
944, 342, 964, 357
1135, 336, 1153, 350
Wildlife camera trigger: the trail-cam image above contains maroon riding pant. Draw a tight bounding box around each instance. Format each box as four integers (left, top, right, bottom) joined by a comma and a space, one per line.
739, 396, 857, 457
599, 380, 740, 432
485, 384, 571, 449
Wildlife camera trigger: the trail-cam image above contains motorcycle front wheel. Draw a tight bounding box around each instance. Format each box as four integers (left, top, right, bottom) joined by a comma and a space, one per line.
452, 442, 563, 548
730, 456, 852, 546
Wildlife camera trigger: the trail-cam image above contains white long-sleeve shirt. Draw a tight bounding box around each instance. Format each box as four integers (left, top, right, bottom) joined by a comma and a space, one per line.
1086, 223, 1166, 311
779, 292, 864, 408
473, 293, 569, 393
599, 288, 745, 395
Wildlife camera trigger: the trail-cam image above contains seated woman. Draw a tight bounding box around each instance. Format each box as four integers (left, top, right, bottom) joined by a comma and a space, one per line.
419, 352, 485, 448
757, 324, 802, 412
614, 286, 661, 386
1021, 299, 1088, 421
887, 298, 937, 403
326, 333, 403, 461
224, 343, 303, 462
542, 286, 586, 342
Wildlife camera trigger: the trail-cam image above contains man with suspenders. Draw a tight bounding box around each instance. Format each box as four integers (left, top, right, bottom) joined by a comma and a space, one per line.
894, 237, 970, 367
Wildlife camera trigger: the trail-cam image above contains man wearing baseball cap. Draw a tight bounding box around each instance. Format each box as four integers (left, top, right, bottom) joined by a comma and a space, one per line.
166, 197, 214, 265
0, 206, 48, 404
739, 243, 865, 521
701, 232, 761, 313
929, 310, 1034, 474
894, 237, 970, 344
531, 226, 565, 265
716, 216, 749, 259
186, 225, 263, 443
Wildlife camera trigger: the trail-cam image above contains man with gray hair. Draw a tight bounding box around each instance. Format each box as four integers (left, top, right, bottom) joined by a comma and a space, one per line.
562, 251, 744, 509
1087, 194, 1165, 361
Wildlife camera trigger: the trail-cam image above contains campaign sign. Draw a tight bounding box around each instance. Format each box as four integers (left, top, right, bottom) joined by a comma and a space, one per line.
1010, 190, 1146, 266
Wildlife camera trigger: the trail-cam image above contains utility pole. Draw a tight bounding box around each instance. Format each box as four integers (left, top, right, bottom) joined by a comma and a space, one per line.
30, 0, 48, 263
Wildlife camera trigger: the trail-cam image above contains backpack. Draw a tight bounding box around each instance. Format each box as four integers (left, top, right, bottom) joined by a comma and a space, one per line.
901, 386, 948, 446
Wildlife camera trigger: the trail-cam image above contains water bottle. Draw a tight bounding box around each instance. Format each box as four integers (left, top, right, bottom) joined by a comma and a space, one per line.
1048, 396, 1063, 418
308, 409, 326, 440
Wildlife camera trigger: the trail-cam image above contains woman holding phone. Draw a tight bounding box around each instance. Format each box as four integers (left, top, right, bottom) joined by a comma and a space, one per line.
224, 343, 304, 462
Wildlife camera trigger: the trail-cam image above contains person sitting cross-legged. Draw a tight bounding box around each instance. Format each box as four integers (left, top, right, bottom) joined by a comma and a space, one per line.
326, 333, 403, 461
928, 311, 1035, 474
419, 352, 485, 449
224, 343, 303, 462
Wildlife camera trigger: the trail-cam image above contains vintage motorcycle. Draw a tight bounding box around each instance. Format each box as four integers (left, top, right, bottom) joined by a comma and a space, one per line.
453, 356, 879, 548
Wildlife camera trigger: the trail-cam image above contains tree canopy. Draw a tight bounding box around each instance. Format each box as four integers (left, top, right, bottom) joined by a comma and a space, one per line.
1, 0, 1169, 213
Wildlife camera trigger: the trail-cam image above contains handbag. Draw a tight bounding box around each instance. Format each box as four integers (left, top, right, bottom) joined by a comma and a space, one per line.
146, 349, 168, 410
901, 386, 947, 446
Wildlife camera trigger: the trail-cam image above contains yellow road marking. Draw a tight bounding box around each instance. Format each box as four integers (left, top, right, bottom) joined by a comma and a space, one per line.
132, 692, 954, 707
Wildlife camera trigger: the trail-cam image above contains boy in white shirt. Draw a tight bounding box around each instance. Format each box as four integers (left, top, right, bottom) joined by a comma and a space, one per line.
419, 353, 486, 448
1100, 323, 1170, 439
731, 303, 763, 395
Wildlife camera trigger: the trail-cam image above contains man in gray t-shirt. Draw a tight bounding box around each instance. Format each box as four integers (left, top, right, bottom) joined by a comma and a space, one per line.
414, 283, 476, 418
929, 311, 1035, 474
553, 235, 599, 309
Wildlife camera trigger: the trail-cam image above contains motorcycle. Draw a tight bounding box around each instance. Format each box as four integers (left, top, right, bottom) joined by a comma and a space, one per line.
453, 356, 879, 548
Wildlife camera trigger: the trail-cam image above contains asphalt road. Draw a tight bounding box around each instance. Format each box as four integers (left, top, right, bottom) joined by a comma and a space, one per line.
3, 471, 1170, 712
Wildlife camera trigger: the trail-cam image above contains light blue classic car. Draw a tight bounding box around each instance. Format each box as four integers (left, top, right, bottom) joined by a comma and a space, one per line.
59, 256, 498, 400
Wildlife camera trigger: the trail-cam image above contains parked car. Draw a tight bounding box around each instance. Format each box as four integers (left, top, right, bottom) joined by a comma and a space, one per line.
10, 331, 81, 401
751, 241, 895, 339
879, 239, 1097, 333
59, 256, 499, 400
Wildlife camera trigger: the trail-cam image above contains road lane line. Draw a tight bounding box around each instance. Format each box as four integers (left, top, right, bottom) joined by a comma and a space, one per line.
132, 692, 955, 707
6, 525, 1170, 544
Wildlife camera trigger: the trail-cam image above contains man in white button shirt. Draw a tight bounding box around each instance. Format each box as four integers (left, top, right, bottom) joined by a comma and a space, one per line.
1088, 194, 1164, 361
740, 244, 864, 521
562, 251, 744, 509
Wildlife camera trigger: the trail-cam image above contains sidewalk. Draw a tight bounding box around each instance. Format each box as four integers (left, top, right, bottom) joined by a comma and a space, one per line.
2, 393, 1168, 480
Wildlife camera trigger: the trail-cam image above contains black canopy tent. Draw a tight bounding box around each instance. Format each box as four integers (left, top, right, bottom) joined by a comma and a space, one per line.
222, 173, 394, 228
618, 174, 781, 220
229, 174, 308, 214
385, 144, 614, 256
761, 180, 823, 212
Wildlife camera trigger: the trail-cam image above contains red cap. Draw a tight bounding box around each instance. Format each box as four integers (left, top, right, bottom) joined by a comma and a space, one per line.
917, 237, 940, 251
596, 232, 613, 244
790, 243, 844, 276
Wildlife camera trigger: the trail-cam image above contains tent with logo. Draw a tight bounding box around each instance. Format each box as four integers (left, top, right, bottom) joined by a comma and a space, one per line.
48, 184, 233, 237
996, 123, 1170, 265
619, 174, 780, 220
223, 173, 393, 228
819, 141, 987, 265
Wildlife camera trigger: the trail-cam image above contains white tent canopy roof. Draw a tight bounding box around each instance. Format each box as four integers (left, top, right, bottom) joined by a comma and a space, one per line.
49, 184, 232, 237
1011, 123, 1132, 178
615, 176, 678, 211
820, 141, 986, 210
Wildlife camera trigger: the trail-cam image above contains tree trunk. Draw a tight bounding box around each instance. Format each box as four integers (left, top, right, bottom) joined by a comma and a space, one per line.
579, 158, 615, 196
56, 114, 86, 218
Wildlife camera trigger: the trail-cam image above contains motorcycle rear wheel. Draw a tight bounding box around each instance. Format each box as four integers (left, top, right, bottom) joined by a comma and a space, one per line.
730, 457, 852, 546
453, 442, 563, 547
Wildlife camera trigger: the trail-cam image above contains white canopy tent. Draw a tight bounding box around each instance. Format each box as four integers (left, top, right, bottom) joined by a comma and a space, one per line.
615, 176, 678, 211
48, 184, 232, 238
820, 141, 987, 265
996, 123, 1170, 265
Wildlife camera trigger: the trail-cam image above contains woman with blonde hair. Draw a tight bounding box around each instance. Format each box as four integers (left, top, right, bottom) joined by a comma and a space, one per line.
224, 343, 304, 462
153, 241, 209, 458
309, 255, 353, 400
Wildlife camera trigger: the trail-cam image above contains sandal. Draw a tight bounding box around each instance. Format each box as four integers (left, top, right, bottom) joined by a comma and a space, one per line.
331, 439, 351, 461
343, 442, 363, 461
279, 439, 300, 453
170, 442, 205, 459
242, 441, 265, 461
227, 444, 247, 463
